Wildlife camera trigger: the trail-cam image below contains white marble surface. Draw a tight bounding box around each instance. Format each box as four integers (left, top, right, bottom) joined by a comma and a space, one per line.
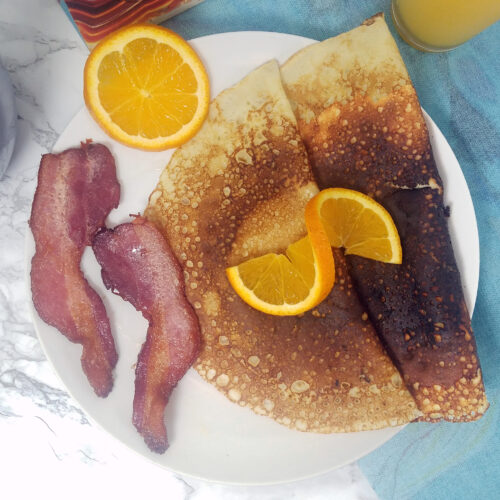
0, 1, 378, 498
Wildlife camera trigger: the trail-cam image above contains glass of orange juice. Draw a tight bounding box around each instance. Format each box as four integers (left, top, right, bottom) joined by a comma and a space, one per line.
392, 0, 500, 52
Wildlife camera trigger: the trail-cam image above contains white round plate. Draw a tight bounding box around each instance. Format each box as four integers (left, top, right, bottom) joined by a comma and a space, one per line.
26, 32, 479, 485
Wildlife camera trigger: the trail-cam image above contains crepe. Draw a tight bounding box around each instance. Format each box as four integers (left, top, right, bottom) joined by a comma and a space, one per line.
146, 60, 420, 433
281, 14, 488, 421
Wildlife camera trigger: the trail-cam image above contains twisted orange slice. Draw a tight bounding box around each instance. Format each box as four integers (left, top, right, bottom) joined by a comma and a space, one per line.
226, 188, 402, 316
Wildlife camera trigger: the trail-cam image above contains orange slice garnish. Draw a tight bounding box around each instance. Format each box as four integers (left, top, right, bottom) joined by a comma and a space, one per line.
226, 201, 335, 316
308, 188, 402, 264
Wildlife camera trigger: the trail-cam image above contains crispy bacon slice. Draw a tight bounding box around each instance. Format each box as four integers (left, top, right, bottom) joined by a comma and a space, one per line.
92, 216, 201, 453
30, 142, 120, 397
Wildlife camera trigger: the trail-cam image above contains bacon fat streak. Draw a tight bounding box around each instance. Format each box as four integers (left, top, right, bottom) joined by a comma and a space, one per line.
92, 216, 201, 453
30, 142, 120, 397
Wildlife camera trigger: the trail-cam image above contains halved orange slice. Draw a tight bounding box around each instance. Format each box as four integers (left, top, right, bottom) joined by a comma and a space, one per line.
226, 201, 335, 316
84, 24, 210, 151
307, 188, 402, 264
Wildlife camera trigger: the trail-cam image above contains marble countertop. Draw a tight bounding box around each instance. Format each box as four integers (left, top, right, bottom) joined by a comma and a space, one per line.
0, 1, 377, 498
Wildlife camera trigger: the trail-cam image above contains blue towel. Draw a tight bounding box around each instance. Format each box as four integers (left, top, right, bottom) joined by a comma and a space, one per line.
164, 1, 500, 498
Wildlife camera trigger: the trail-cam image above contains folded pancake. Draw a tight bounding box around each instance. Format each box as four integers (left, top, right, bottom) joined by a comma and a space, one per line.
281, 14, 488, 421
146, 60, 420, 432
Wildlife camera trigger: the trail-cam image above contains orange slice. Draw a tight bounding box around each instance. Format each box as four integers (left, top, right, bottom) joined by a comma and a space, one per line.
226, 202, 335, 316
84, 24, 210, 151
307, 188, 402, 264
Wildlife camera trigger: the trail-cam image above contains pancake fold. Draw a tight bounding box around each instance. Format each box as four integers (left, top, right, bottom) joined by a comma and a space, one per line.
281, 13, 488, 422
146, 59, 420, 433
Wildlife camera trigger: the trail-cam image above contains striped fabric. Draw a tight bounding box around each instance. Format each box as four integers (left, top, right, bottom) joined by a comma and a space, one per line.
61, 0, 205, 47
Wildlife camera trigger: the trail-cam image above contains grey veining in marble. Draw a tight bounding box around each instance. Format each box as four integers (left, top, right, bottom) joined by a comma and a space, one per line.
0, 60, 16, 178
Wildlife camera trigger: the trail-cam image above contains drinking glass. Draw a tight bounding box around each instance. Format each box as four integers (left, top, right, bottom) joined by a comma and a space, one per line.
392, 0, 500, 52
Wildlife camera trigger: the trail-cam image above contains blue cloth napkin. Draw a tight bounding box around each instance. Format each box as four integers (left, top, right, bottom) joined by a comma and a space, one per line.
164, 1, 500, 498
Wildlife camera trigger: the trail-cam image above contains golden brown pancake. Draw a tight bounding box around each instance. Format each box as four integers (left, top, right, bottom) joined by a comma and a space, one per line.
281, 13, 488, 421
146, 60, 420, 432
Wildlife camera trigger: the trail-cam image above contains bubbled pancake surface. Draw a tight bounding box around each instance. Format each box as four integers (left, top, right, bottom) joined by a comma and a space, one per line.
145, 60, 420, 433
281, 14, 488, 421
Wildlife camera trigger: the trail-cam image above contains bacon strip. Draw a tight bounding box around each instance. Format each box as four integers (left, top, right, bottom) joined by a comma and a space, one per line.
92, 216, 201, 453
30, 142, 120, 397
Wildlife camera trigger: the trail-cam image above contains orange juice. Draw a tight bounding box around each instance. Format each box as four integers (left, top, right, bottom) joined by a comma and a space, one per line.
392, 0, 500, 51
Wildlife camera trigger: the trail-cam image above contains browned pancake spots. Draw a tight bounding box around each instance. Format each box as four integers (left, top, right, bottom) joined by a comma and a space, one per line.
295, 82, 487, 422
198, 131, 313, 266
363, 13, 381, 27
146, 92, 420, 431
301, 85, 441, 198
194, 249, 418, 431
346, 189, 487, 421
